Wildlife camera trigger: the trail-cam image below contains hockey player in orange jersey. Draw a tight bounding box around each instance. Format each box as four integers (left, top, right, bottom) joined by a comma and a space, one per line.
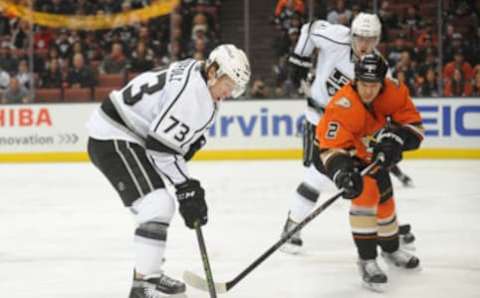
317, 53, 424, 292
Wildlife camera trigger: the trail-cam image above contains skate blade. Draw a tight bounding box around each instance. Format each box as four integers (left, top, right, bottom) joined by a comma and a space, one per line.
147, 293, 188, 298
279, 243, 302, 255
361, 281, 387, 293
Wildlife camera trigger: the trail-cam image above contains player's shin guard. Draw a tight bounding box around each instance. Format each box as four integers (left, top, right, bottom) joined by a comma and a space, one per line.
350, 206, 378, 260
281, 179, 320, 254
377, 199, 399, 254
134, 221, 169, 275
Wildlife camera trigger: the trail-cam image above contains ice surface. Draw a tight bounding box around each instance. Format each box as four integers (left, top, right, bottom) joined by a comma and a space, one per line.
0, 160, 479, 298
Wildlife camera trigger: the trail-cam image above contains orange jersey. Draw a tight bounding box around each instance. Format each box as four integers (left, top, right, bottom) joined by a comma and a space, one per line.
317, 79, 423, 162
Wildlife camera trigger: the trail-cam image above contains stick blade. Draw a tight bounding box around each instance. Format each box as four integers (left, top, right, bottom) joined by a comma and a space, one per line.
183, 270, 228, 293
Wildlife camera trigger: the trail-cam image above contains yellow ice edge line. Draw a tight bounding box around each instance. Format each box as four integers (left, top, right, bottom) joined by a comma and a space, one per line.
0, 148, 479, 163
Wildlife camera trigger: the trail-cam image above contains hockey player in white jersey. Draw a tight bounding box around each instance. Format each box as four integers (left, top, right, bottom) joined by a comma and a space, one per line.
86, 44, 250, 298
281, 13, 415, 253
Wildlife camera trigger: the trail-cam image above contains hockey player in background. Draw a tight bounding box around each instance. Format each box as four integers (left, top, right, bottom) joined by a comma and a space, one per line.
86, 44, 250, 298
317, 53, 423, 292
281, 13, 414, 253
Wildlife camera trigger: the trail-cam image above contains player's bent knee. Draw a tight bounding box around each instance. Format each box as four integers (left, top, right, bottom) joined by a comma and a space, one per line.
131, 189, 176, 224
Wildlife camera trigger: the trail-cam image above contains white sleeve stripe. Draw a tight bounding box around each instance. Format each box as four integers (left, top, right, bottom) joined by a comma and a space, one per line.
173, 155, 188, 180
152, 61, 196, 133
299, 22, 314, 56
311, 33, 350, 46
147, 151, 188, 184
149, 155, 174, 185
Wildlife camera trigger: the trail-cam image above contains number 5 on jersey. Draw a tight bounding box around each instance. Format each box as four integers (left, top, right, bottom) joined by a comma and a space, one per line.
164, 115, 190, 142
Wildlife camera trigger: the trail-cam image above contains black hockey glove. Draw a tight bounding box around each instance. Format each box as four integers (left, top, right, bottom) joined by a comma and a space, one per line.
184, 135, 206, 161
373, 128, 404, 168
333, 169, 363, 200
326, 153, 363, 200
175, 179, 207, 229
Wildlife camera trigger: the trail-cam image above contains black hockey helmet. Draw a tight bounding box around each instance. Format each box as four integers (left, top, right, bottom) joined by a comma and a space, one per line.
354, 53, 388, 83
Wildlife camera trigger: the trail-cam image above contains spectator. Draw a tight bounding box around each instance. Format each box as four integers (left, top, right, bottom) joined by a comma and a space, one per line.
0, 65, 10, 92
393, 51, 416, 90
129, 41, 154, 73
275, 0, 305, 18
327, 0, 351, 25
40, 59, 63, 88
471, 71, 480, 96
416, 67, 439, 97
99, 42, 128, 74
2, 77, 31, 104
417, 48, 437, 77
66, 53, 96, 88
443, 32, 466, 64
444, 68, 472, 97
350, 4, 361, 23
138, 25, 162, 56
0, 45, 19, 73
386, 34, 410, 67
55, 29, 72, 59
84, 32, 104, 62
16, 59, 33, 89
275, 1, 304, 31
401, 4, 422, 35
12, 20, 31, 50
251, 79, 270, 98
396, 70, 416, 96
34, 26, 54, 51
471, 28, 480, 66
378, 1, 398, 29
443, 49, 474, 81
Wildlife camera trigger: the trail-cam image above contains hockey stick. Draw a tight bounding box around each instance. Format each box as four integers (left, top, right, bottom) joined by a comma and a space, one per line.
193, 221, 217, 298
184, 159, 381, 294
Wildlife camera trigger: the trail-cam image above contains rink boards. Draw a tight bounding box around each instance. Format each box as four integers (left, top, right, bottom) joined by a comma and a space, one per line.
0, 98, 479, 162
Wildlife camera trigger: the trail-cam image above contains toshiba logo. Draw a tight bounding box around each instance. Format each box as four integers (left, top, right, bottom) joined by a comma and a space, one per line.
0, 108, 52, 127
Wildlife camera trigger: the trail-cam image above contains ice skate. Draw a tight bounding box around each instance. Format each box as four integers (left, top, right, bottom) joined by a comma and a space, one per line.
399, 224, 416, 250
279, 216, 303, 254
399, 173, 413, 187
381, 249, 421, 270
129, 272, 187, 298
357, 259, 388, 292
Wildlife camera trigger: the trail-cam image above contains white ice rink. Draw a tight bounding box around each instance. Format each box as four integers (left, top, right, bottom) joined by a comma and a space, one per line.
1, 159, 479, 298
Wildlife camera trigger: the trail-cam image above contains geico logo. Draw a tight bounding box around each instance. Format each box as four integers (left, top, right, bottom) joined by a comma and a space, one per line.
418, 105, 480, 137
0, 108, 52, 127
208, 107, 305, 137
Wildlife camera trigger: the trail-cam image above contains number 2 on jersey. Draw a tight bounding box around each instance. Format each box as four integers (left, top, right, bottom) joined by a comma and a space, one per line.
164, 115, 190, 142
326, 122, 339, 139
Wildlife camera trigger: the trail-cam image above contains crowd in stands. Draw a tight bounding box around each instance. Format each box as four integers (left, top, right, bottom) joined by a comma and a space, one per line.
0, 0, 479, 103
0, 0, 221, 103
270, 0, 480, 98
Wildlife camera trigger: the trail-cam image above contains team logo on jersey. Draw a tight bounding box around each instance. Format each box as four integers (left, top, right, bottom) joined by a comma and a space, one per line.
326, 68, 351, 96
335, 97, 351, 108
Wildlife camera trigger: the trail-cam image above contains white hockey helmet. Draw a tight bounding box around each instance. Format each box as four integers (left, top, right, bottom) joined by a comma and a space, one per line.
351, 12, 382, 39
206, 44, 251, 98
351, 13, 382, 57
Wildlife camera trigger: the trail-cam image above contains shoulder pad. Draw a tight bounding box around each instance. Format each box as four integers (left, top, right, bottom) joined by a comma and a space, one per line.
310, 21, 350, 46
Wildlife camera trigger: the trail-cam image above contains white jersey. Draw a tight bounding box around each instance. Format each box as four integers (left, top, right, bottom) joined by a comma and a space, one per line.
87, 59, 217, 185
293, 20, 354, 125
